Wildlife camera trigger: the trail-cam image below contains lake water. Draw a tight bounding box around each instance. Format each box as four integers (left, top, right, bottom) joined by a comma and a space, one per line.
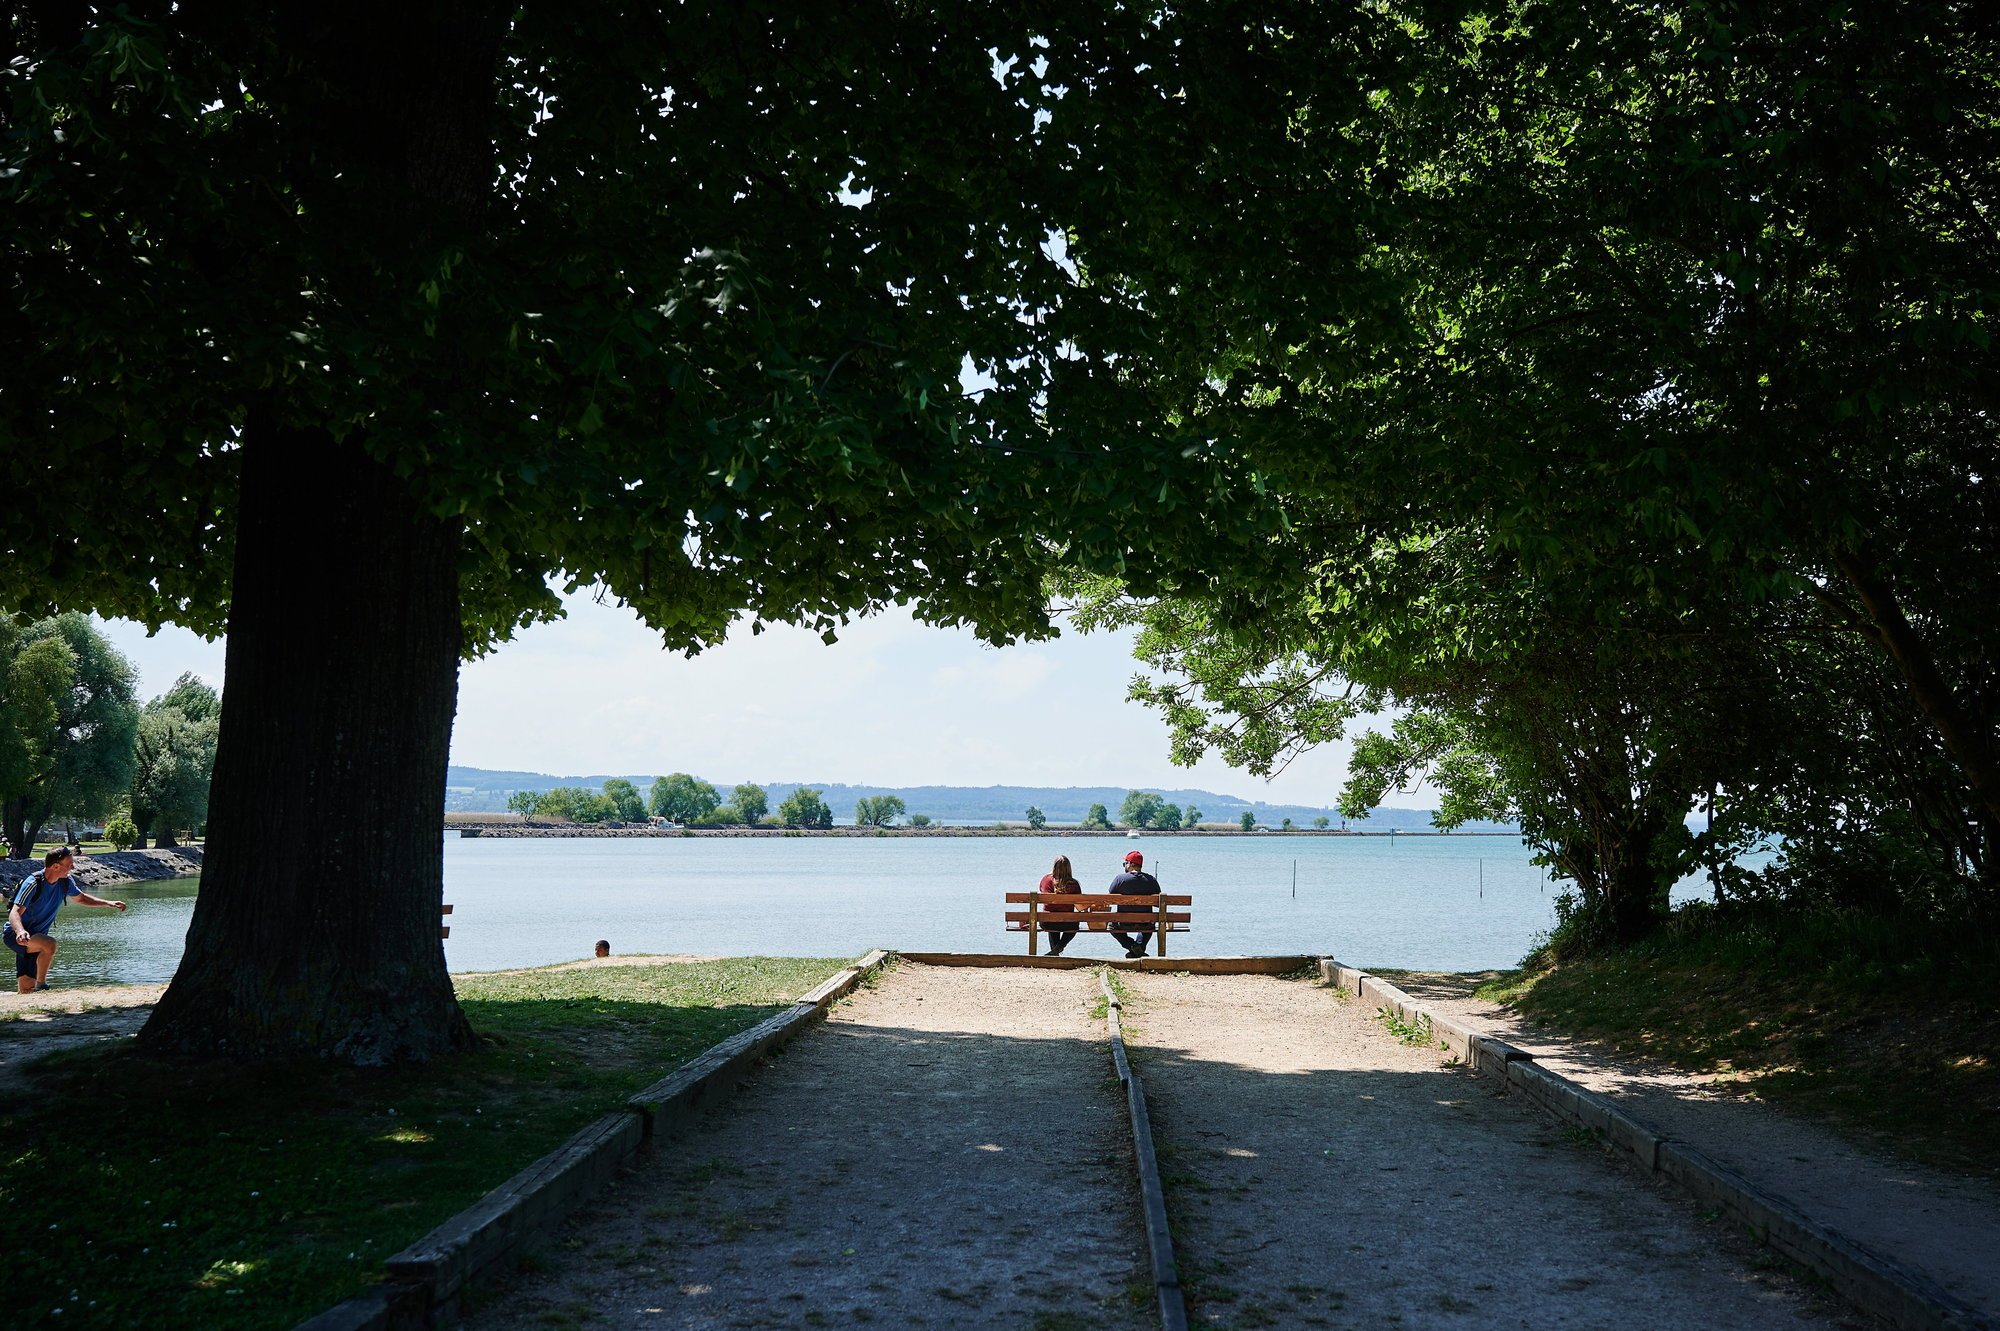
44, 833, 1735, 987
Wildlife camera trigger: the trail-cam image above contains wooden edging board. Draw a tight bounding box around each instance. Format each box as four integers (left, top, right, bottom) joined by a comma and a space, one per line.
294, 949, 891, 1331
1098, 971, 1190, 1331
1318, 960, 1997, 1331
900, 952, 1312, 974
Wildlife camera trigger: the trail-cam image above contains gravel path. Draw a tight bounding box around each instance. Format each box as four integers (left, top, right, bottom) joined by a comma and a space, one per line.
1122, 972, 1867, 1330
1398, 972, 2000, 1318
462, 962, 1153, 1330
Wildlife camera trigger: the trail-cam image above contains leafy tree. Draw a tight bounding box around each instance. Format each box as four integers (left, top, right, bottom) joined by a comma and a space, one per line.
1239, 811, 1257, 832
1184, 807, 1202, 828
732, 784, 769, 826
1156, 804, 1182, 831
1024, 806, 1046, 830
649, 773, 720, 826
1118, 791, 1165, 830
854, 795, 907, 828
1280, 818, 1293, 832
601, 778, 647, 824
1079, 804, 1112, 831
505, 789, 540, 816
130, 677, 221, 848
0, 620, 73, 846
908, 814, 932, 828
696, 805, 741, 827
779, 787, 834, 830
4, 6, 1285, 1060
104, 816, 138, 851
1, 615, 139, 858
1313, 816, 1329, 830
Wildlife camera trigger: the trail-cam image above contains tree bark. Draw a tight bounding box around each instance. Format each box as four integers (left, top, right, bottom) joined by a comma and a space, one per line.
139, 422, 473, 1063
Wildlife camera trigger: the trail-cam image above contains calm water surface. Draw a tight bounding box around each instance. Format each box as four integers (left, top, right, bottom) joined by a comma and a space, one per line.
48, 833, 1732, 986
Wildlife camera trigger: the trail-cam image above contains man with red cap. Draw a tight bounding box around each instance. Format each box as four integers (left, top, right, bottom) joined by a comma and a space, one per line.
1106, 850, 1162, 959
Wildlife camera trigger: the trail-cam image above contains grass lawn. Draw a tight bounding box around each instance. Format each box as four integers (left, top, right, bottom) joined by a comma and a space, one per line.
0, 956, 846, 1330
1469, 912, 2000, 1179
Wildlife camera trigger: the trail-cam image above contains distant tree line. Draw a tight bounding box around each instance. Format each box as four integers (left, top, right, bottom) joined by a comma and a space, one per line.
0, 614, 218, 857
502, 775, 915, 830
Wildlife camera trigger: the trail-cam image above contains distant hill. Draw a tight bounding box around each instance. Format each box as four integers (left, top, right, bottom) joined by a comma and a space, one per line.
443, 766, 1515, 832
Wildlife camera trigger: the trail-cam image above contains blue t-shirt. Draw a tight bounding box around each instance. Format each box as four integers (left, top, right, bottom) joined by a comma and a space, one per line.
8, 871, 80, 939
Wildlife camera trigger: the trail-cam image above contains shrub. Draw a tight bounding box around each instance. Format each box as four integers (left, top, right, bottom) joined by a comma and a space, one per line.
104, 816, 138, 851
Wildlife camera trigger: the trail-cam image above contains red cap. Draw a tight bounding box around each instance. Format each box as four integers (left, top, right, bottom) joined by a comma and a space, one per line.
1123, 850, 1144, 866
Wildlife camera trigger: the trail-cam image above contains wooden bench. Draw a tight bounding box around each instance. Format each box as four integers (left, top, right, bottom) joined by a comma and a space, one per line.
1003, 893, 1193, 957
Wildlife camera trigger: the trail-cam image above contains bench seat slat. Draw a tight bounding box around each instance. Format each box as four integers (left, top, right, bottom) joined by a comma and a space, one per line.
1004, 911, 1192, 925
1006, 921, 1190, 932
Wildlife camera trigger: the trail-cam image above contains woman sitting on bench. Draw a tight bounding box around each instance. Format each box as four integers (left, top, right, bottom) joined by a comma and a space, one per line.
1037, 855, 1082, 957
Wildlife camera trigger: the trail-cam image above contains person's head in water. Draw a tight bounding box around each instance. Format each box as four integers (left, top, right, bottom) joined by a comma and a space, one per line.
594, 940, 610, 958
1123, 850, 1144, 870
1050, 855, 1077, 888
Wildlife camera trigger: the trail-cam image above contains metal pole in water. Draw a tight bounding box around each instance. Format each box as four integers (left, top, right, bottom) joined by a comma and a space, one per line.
1292, 858, 1297, 899
1479, 858, 1484, 898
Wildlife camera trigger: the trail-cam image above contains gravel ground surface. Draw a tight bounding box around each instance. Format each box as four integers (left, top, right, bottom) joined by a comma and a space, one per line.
1122, 971, 1869, 1330
0, 987, 159, 1091
461, 961, 1153, 1331
1398, 972, 2000, 1319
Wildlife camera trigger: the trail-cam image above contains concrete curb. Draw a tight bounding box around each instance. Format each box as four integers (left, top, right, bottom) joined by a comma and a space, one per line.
1098, 971, 1189, 1331
1318, 959, 1996, 1331
296, 950, 890, 1331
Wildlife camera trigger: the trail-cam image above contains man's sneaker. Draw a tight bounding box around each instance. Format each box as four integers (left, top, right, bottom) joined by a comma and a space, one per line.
33, 981, 51, 992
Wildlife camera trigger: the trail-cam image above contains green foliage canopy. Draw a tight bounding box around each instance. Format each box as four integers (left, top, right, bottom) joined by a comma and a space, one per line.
778, 787, 833, 830
854, 795, 906, 828
649, 773, 720, 825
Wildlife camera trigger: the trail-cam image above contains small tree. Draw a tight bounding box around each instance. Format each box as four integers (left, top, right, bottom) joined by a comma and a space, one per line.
1314, 815, 1330, 829
733, 783, 770, 825
779, 787, 835, 829
1281, 817, 1294, 831
650, 773, 720, 824
104, 816, 139, 851
1240, 810, 1257, 832
908, 813, 932, 827
601, 778, 647, 823
1184, 806, 1202, 828
1156, 804, 1182, 830
855, 795, 907, 827
505, 789, 540, 816
1024, 806, 1047, 830
1080, 803, 1112, 830
698, 804, 741, 826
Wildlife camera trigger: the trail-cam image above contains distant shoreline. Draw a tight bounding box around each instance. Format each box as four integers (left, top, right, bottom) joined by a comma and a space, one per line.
446, 822, 1517, 839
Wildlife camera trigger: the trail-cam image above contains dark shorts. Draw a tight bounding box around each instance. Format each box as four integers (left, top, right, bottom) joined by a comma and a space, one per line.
5, 931, 32, 979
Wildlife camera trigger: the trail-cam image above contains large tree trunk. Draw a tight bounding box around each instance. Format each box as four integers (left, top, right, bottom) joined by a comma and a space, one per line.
139, 424, 473, 1063
2, 799, 28, 858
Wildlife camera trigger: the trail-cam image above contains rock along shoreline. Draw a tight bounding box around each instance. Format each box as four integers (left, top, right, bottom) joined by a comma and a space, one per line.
0, 846, 204, 891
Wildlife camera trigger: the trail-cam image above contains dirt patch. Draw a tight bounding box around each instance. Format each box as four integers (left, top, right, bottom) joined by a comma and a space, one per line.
1121, 971, 1866, 1330
460, 961, 1153, 1330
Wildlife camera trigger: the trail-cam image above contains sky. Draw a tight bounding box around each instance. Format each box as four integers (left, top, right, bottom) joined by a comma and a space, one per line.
98, 593, 1416, 806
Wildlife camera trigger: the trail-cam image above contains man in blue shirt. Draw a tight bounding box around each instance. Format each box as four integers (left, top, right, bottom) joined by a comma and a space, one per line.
5, 847, 126, 993
1107, 850, 1162, 959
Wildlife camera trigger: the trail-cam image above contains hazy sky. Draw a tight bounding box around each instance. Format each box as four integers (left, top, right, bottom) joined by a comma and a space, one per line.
99, 593, 1411, 806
